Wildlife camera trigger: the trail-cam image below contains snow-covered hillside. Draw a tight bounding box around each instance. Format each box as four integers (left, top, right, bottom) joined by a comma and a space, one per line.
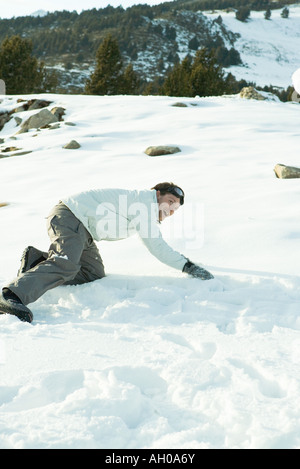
0, 91, 299, 449
206, 4, 300, 88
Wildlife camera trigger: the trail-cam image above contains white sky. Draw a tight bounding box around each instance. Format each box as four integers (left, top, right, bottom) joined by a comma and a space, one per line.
0, 0, 171, 19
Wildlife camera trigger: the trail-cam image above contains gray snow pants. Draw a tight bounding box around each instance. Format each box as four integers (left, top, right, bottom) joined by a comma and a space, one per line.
5, 202, 105, 305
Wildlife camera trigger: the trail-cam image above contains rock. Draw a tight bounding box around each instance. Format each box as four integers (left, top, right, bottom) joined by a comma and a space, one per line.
274, 163, 300, 179
2, 146, 21, 153
12, 99, 52, 113
0, 112, 11, 131
27, 99, 52, 111
240, 86, 266, 100
11, 150, 32, 156
64, 122, 76, 126
145, 145, 181, 156
13, 105, 27, 113
63, 140, 81, 149
17, 109, 58, 134
172, 102, 188, 107
51, 107, 65, 121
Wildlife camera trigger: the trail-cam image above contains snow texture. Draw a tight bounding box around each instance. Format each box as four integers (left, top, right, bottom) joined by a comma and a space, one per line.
0, 89, 299, 449
206, 5, 300, 88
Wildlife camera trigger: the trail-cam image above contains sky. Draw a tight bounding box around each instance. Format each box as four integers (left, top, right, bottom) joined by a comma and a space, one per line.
0, 0, 170, 19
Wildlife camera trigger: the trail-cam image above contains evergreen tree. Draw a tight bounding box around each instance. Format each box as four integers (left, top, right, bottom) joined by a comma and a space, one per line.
188, 36, 200, 51
160, 56, 193, 97
264, 7, 271, 20
281, 7, 289, 18
0, 35, 45, 94
85, 35, 123, 95
190, 48, 226, 97
120, 64, 140, 94
236, 7, 250, 22
160, 48, 228, 98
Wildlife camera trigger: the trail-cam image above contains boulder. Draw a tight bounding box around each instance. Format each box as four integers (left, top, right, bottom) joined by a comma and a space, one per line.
240, 86, 265, 100
2, 146, 21, 153
172, 102, 188, 107
274, 163, 300, 179
12, 99, 52, 113
51, 107, 65, 121
63, 140, 81, 149
0, 112, 11, 131
27, 99, 52, 110
48, 123, 60, 130
145, 145, 181, 156
17, 109, 58, 134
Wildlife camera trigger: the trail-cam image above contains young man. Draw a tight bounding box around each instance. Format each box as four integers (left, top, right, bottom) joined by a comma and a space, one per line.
0, 182, 213, 323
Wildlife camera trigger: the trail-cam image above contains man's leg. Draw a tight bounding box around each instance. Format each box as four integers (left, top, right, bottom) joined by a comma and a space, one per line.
3, 204, 91, 305
64, 238, 105, 285
17, 246, 48, 276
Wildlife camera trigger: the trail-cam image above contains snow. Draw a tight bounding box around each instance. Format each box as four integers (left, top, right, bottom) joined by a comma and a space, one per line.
0, 89, 299, 449
205, 4, 300, 88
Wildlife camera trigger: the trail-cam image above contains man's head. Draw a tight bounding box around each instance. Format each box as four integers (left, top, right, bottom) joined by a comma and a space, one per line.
152, 182, 184, 222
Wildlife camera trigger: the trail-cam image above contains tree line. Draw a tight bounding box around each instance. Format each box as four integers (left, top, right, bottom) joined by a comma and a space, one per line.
0, 34, 295, 101
0, 2, 293, 76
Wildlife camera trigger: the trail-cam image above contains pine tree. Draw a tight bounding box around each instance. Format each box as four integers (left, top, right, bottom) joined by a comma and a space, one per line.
160, 48, 227, 98
160, 56, 193, 97
190, 48, 226, 97
85, 35, 123, 95
264, 8, 271, 20
0, 36, 45, 94
236, 7, 250, 22
120, 64, 140, 94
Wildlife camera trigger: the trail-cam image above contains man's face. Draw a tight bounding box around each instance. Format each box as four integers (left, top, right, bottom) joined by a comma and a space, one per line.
156, 191, 181, 222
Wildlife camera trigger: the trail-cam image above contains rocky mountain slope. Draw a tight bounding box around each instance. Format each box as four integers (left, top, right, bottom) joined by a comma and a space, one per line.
0, 2, 299, 92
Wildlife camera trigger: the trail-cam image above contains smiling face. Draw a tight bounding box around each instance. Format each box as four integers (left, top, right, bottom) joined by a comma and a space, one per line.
156, 190, 181, 222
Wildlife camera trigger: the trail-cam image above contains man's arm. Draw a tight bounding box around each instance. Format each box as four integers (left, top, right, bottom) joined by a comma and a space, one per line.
139, 232, 214, 279
139, 231, 187, 271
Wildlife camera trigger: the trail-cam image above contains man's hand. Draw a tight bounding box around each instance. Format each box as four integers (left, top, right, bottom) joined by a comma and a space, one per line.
183, 261, 214, 280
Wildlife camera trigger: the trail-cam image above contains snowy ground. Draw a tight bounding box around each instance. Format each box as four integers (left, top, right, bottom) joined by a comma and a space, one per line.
205, 4, 300, 88
0, 91, 299, 449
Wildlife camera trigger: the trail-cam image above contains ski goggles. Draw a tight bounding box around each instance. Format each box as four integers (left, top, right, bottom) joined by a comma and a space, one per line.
165, 186, 185, 205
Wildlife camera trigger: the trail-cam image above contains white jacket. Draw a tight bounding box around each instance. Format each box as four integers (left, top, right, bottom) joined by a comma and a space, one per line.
62, 188, 187, 271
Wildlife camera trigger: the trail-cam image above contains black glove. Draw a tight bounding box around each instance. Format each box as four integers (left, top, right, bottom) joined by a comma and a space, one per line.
183, 261, 214, 280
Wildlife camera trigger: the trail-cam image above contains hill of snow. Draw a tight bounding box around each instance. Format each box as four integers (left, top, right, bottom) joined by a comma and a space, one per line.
0, 91, 299, 449
206, 4, 300, 88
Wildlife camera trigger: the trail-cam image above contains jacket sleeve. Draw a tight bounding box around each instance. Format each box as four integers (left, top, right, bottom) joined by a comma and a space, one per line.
138, 227, 187, 271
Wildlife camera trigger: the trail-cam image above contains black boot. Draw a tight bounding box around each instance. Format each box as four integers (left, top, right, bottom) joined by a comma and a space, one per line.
0, 288, 33, 323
